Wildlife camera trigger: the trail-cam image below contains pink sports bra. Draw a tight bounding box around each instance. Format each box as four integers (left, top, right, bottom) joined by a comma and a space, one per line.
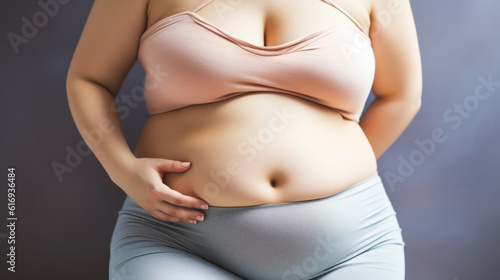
138, 0, 375, 122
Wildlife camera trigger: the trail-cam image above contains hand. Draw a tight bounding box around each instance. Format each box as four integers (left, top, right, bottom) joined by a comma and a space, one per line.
109, 157, 208, 224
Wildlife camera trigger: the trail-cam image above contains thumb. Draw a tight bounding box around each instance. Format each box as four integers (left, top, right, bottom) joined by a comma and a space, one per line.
155, 159, 191, 173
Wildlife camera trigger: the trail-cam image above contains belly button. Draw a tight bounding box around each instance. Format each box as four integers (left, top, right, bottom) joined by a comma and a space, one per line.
268, 170, 286, 188
270, 179, 278, 188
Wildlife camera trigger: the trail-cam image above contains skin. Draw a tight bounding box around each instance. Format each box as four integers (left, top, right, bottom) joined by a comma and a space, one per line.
66, 0, 421, 224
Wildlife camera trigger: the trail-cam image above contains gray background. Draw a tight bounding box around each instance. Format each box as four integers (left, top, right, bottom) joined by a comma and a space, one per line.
1, 0, 499, 279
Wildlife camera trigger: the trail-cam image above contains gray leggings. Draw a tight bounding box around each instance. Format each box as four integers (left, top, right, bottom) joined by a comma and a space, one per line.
109, 172, 405, 279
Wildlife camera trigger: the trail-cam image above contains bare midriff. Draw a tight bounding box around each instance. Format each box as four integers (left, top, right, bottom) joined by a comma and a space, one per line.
134, 93, 377, 207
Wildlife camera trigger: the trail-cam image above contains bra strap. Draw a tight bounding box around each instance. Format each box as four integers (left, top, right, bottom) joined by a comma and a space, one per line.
321, 0, 369, 35
192, 0, 214, 13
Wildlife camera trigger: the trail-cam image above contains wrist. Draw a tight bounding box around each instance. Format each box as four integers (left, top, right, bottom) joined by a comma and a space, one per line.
101, 151, 137, 182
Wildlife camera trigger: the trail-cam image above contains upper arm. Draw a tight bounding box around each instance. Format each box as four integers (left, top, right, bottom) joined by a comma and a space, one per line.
369, 0, 422, 101
67, 0, 149, 96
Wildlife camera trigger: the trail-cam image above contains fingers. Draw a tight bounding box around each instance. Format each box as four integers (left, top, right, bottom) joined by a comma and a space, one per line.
145, 181, 208, 223
144, 187, 207, 223
156, 159, 192, 173
146, 158, 210, 223
151, 208, 203, 224
161, 187, 209, 210
154, 203, 206, 224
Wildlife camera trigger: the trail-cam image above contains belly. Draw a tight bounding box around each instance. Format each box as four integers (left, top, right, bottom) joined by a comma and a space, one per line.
134, 93, 377, 206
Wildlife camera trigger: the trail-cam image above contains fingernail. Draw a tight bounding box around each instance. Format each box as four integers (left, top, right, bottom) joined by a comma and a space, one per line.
200, 204, 209, 210
181, 162, 191, 167
188, 220, 197, 224
196, 216, 204, 222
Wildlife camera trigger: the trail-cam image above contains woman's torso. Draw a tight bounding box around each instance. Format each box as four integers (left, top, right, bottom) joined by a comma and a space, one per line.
134, 0, 377, 207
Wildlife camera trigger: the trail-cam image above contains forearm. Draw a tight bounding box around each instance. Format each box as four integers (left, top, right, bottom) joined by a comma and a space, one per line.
66, 77, 136, 175
359, 96, 421, 159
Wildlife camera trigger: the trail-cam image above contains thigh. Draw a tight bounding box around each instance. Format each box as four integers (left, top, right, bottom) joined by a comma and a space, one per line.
110, 249, 244, 280
109, 197, 243, 280
314, 243, 405, 280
